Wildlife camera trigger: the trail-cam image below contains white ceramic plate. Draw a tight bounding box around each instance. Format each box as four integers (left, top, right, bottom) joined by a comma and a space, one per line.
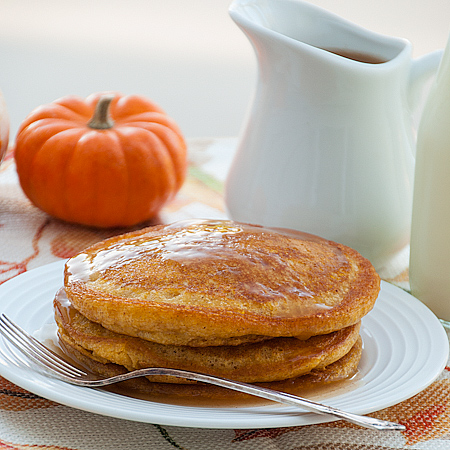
0, 260, 447, 429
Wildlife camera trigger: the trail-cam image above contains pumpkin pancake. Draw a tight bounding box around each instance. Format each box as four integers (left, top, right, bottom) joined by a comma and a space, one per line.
54, 289, 361, 384
58, 331, 363, 401
64, 219, 380, 346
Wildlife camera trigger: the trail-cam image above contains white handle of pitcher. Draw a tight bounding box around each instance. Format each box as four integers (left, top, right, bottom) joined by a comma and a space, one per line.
409, 49, 443, 122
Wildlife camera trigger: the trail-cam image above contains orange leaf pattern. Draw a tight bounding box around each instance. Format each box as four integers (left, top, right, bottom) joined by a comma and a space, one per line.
0, 378, 57, 411
0, 220, 50, 285
0, 439, 75, 449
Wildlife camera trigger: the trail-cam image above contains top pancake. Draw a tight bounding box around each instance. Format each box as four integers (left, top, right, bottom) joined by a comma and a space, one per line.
64, 219, 380, 346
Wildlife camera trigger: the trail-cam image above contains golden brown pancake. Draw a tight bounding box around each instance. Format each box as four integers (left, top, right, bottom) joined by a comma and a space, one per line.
63, 219, 379, 346
59, 333, 362, 401
54, 289, 361, 384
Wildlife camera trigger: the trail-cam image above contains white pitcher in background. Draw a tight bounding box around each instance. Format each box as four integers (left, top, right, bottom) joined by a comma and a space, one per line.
224, 0, 442, 270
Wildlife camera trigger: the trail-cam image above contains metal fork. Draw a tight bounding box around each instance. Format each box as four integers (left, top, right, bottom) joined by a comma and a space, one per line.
0, 314, 404, 431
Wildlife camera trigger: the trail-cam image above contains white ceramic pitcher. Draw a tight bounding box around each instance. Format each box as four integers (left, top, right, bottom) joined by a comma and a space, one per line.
224, 0, 441, 269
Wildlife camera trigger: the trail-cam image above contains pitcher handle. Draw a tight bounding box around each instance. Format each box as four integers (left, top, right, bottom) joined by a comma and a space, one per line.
409, 49, 443, 124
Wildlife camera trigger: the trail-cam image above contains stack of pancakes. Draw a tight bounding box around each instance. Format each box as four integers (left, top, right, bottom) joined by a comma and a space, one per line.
54, 219, 380, 400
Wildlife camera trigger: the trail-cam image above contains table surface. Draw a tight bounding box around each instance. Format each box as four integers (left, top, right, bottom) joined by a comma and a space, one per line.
1, 137, 450, 450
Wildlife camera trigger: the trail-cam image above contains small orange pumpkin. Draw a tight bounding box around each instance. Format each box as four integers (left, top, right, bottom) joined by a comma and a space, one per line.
14, 92, 187, 227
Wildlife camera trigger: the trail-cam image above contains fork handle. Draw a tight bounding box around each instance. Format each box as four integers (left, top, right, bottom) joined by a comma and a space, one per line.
71, 367, 404, 431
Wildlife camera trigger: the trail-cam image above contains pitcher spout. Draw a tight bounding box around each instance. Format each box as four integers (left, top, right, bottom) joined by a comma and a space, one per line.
229, 0, 409, 66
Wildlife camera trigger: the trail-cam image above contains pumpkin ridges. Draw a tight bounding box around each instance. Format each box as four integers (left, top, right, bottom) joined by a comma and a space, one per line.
115, 127, 176, 224
15, 122, 84, 197
54, 95, 95, 118
18, 119, 84, 142
27, 129, 87, 216
111, 94, 165, 118
115, 128, 154, 225
64, 130, 129, 227
16, 104, 90, 133
115, 112, 182, 130
124, 121, 187, 190
116, 113, 186, 190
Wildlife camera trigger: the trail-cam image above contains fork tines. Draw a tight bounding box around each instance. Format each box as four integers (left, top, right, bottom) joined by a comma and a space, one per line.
0, 314, 87, 379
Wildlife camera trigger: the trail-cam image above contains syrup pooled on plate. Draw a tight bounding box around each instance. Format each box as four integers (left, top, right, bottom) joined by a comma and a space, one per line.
51, 288, 363, 409
102, 370, 363, 409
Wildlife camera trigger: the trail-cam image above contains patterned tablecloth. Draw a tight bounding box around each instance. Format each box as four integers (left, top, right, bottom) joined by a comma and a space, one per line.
1, 137, 450, 450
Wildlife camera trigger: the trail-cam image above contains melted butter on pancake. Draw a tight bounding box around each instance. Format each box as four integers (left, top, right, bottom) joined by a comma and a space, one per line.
66, 220, 349, 316
63, 219, 379, 345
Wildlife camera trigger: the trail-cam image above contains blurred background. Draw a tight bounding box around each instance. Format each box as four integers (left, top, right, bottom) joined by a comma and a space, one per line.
0, 0, 449, 141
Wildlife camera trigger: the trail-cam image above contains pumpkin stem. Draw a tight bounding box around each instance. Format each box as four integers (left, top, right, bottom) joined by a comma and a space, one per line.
88, 94, 115, 129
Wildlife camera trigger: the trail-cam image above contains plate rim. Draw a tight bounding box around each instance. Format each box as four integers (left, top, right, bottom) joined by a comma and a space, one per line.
0, 260, 447, 429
